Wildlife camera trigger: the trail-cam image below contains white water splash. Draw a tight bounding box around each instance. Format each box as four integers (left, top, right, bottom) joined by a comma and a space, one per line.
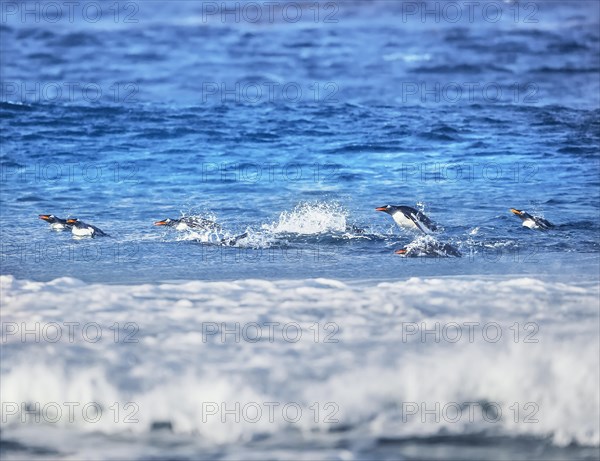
262, 202, 348, 235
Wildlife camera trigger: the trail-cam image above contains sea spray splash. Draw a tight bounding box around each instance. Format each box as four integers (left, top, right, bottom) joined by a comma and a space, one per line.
262, 202, 349, 235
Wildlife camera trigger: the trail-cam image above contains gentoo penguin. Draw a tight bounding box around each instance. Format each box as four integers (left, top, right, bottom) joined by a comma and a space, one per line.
509, 208, 554, 230
154, 217, 221, 232
39, 214, 72, 231
395, 241, 461, 258
376, 205, 438, 234
66, 218, 109, 237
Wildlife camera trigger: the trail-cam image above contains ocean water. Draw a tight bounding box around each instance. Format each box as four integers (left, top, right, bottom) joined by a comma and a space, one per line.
1, 1, 599, 460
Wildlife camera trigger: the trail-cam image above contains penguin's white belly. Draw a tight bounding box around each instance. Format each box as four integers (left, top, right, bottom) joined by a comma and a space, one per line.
522, 219, 539, 229
175, 222, 189, 231
392, 212, 418, 230
72, 226, 94, 237
51, 223, 66, 231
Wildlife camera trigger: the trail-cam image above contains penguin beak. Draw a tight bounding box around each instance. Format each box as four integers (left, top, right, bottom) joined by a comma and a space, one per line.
395, 248, 407, 255
154, 220, 167, 226
375, 207, 387, 212
66, 219, 77, 224
509, 208, 522, 216
39, 215, 50, 221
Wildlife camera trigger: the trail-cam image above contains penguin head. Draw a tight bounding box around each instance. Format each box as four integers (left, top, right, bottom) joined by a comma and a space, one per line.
154, 218, 173, 226
509, 208, 530, 220
39, 214, 56, 223
66, 218, 79, 225
375, 205, 396, 214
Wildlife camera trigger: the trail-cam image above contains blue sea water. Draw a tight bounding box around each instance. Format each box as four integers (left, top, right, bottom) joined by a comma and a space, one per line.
1, 0, 599, 283
1, 1, 600, 460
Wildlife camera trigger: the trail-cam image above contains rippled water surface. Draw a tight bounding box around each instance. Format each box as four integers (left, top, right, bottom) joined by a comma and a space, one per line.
1, 1, 599, 282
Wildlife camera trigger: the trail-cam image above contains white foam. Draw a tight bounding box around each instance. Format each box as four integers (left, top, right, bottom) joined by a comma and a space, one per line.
1, 275, 598, 454
262, 202, 348, 235
395, 234, 463, 257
